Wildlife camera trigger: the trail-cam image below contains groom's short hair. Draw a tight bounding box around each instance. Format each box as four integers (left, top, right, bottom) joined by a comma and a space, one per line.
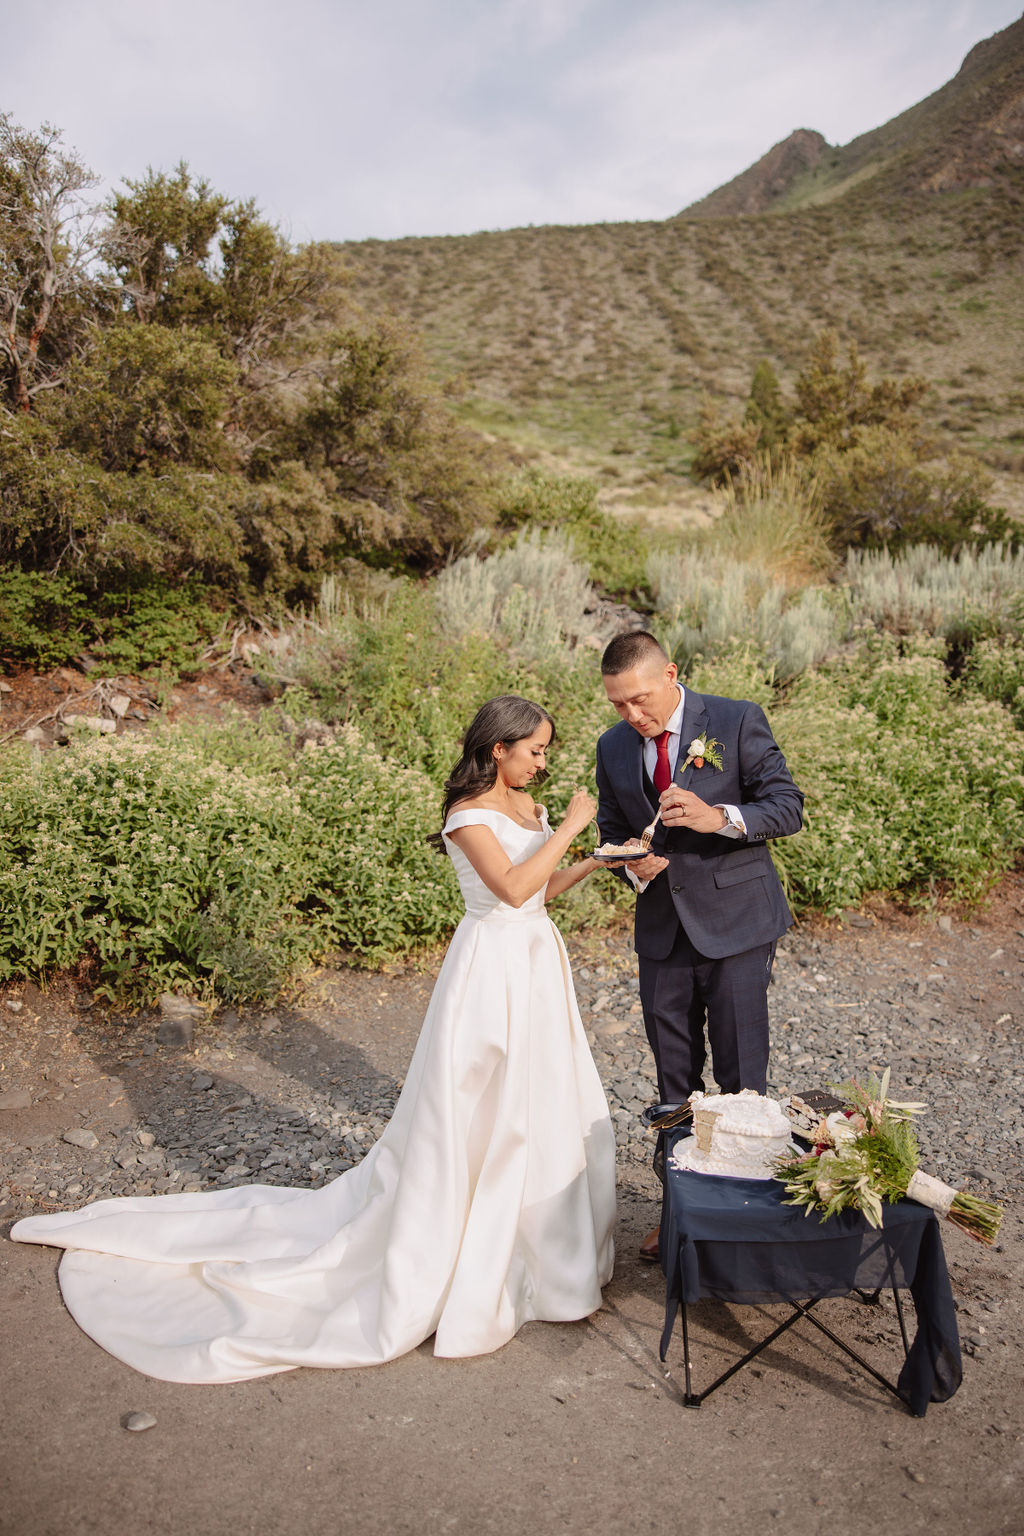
601, 631, 668, 675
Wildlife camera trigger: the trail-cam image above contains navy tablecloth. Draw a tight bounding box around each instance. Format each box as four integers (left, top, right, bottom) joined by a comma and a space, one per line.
659, 1132, 962, 1415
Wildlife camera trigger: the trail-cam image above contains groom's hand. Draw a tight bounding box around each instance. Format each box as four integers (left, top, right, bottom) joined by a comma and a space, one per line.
623, 853, 668, 881
659, 787, 728, 835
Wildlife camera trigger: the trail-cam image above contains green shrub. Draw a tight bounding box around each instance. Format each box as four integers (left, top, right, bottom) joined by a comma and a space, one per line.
0, 731, 319, 1000
812, 429, 1011, 551
0, 569, 225, 676
0, 571, 92, 670
770, 634, 1024, 912
958, 633, 1024, 728
491, 468, 651, 602
91, 581, 224, 676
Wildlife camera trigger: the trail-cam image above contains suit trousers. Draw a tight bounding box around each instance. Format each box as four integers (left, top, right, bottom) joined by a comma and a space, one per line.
638, 925, 775, 1103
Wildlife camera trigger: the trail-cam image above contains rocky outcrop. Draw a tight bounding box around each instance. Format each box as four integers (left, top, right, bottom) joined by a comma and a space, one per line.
682, 128, 829, 218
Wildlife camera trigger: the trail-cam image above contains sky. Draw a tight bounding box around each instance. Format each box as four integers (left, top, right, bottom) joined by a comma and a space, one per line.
3, 0, 1022, 244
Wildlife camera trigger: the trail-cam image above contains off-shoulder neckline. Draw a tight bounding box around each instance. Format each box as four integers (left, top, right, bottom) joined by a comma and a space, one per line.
444, 806, 548, 834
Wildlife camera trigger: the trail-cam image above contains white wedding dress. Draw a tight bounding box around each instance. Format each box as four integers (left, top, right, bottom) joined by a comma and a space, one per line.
11, 809, 616, 1383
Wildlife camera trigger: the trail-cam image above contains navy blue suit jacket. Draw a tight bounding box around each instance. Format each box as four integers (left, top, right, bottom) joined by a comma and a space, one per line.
595, 691, 804, 962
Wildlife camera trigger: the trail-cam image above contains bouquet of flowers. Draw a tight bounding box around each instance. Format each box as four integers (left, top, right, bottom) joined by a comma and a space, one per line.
775, 1068, 1003, 1245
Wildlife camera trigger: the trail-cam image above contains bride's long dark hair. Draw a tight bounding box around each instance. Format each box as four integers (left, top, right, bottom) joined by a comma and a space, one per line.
429, 695, 556, 853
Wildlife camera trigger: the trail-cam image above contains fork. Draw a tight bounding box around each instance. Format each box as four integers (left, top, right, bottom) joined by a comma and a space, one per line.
638, 806, 662, 852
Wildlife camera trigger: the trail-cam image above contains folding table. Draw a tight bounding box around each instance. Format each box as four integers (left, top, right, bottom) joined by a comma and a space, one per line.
658, 1129, 962, 1417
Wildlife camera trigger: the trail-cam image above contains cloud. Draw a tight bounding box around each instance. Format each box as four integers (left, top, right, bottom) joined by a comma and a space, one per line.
3, 0, 1020, 240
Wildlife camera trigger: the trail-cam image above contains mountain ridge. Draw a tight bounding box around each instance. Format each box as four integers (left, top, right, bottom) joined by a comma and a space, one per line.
680, 12, 1024, 217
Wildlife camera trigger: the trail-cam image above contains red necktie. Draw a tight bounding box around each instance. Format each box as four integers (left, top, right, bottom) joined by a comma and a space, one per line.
653, 731, 672, 794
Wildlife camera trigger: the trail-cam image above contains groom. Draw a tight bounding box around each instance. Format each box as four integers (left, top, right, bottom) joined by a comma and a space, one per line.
595, 632, 804, 1259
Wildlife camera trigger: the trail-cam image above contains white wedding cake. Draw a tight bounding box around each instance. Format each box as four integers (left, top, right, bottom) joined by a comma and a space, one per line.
670, 1090, 794, 1180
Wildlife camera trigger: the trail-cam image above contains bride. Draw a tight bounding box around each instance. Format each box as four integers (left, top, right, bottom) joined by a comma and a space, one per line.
11, 695, 617, 1383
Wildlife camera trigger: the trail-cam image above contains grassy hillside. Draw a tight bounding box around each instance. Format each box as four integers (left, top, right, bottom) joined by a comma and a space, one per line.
335, 15, 1024, 523
338, 189, 1023, 512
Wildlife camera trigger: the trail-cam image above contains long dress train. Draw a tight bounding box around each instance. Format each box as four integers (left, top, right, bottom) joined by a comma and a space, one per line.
10, 808, 616, 1383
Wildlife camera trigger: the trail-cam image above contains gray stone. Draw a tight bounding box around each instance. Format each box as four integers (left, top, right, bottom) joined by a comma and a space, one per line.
157, 1013, 194, 1050
62, 714, 116, 734
108, 692, 132, 718
122, 1411, 157, 1432
193, 1073, 214, 1092
0, 1090, 32, 1111
62, 1127, 100, 1150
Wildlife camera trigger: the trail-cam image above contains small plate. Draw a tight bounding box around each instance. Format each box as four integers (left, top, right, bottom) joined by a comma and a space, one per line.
592, 846, 645, 863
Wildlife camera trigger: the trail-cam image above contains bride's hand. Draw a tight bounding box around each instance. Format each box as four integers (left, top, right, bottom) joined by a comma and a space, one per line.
562, 788, 597, 835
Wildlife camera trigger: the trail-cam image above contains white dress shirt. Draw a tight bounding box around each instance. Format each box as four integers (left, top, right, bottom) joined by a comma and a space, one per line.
625, 686, 744, 892
644, 686, 745, 837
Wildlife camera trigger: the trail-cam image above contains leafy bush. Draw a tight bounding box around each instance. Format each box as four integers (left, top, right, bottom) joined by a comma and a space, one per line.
0, 567, 224, 676
958, 633, 1024, 728
0, 722, 461, 998
89, 582, 225, 676
491, 468, 651, 602
811, 428, 1011, 551
0, 571, 92, 669
0, 683, 633, 999
770, 635, 1024, 912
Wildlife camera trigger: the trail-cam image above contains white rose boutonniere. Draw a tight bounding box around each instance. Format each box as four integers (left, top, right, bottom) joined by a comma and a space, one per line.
685, 735, 723, 771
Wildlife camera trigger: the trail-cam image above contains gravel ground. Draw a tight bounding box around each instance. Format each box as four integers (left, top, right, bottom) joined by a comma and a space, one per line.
2, 884, 1021, 1217
2, 879, 1022, 1536
2, 880, 1021, 1259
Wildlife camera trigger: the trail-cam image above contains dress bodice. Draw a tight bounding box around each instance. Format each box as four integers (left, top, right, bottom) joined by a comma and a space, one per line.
442, 808, 550, 921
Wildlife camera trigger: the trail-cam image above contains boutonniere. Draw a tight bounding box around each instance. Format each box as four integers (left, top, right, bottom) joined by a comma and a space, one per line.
685, 735, 723, 771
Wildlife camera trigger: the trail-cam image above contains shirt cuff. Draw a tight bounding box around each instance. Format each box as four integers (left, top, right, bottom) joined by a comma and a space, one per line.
717, 804, 746, 838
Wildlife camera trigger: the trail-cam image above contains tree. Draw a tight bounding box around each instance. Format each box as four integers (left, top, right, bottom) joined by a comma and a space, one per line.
0, 116, 100, 412
288, 315, 494, 566
689, 393, 761, 483
103, 163, 227, 326
103, 167, 345, 462
744, 360, 788, 458
791, 330, 928, 454
50, 323, 236, 472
